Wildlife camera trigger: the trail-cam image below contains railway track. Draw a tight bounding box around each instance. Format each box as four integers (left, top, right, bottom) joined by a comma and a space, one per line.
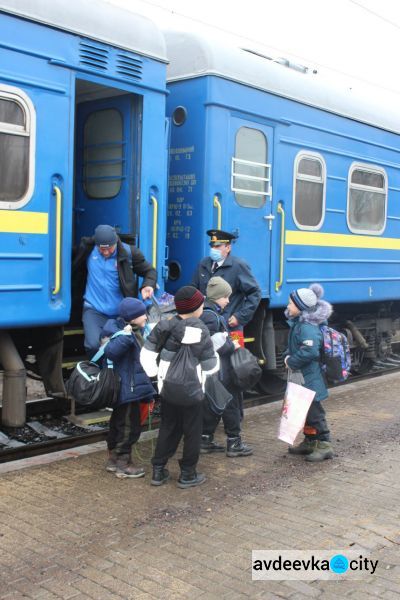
1, 365, 399, 464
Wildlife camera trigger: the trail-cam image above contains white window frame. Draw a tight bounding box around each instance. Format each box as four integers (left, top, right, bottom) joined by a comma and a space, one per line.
347, 162, 387, 236
292, 151, 326, 231
0, 85, 36, 210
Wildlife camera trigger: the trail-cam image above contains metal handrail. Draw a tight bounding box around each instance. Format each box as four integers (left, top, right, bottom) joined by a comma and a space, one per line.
150, 195, 158, 268
275, 203, 285, 292
213, 195, 222, 229
52, 185, 62, 295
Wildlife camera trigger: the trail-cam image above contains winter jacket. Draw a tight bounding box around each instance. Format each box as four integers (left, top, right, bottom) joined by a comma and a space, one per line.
285, 299, 333, 402
140, 315, 219, 395
192, 254, 261, 328
200, 301, 236, 387
102, 318, 155, 405
71, 236, 157, 321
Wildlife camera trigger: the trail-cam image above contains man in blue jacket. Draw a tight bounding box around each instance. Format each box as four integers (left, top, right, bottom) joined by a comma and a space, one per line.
192, 229, 261, 333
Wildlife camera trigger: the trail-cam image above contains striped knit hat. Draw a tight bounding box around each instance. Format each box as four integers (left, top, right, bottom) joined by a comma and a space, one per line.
174, 286, 204, 315
290, 287, 317, 311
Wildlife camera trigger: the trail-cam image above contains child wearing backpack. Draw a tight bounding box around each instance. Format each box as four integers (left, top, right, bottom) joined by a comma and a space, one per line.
284, 283, 334, 462
200, 277, 253, 457
101, 298, 155, 478
140, 286, 219, 488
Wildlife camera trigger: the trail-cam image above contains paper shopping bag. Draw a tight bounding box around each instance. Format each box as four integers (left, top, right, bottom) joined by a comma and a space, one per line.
278, 381, 315, 445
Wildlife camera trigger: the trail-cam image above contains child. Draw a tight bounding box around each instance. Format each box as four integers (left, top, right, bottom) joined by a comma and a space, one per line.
284, 283, 334, 462
200, 277, 253, 457
140, 286, 219, 488
102, 297, 155, 478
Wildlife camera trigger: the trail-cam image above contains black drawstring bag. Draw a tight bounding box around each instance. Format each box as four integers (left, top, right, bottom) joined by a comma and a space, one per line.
204, 374, 233, 416
230, 347, 262, 390
162, 344, 204, 406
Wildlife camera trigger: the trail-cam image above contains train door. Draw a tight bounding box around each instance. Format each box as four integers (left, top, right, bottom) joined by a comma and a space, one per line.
227, 119, 273, 297
74, 94, 139, 241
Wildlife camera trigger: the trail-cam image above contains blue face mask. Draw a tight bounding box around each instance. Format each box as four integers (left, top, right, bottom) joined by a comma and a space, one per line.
209, 247, 223, 262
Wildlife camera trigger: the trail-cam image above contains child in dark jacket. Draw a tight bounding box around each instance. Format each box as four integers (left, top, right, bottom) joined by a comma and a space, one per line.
102, 297, 155, 478
140, 286, 219, 489
284, 283, 334, 462
200, 277, 253, 457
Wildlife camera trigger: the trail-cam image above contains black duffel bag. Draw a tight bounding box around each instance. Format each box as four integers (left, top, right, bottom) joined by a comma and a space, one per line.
65, 360, 120, 410
230, 347, 262, 391
204, 374, 233, 416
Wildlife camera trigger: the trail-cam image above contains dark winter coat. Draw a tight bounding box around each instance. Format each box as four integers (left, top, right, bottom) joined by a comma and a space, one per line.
285, 300, 333, 402
192, 254, 261, 328
102, 318, 155, 405
140, 315, 219, 395
71, 236, 157, 321
200, 300, 236, 387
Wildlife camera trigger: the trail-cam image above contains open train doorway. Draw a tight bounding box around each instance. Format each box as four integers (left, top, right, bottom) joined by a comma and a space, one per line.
73, 79, 142, 244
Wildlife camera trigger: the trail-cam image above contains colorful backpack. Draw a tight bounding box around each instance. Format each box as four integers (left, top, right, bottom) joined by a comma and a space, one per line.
319, 325, 351, 383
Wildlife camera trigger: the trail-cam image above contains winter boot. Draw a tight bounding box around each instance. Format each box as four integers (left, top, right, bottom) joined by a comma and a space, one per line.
115, 454, 145, 479
151, 465, 170, 486
305, 441, 334, 462
200, 434, 225, 454
105, 449, 118, 472
177, 468, 206, 489
288, 438, 317, 456
226, 436, 253, 457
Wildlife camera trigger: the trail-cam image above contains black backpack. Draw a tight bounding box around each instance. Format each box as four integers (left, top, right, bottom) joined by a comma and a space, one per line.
230, 347, 262, 390
65, 331, 126, 409
162, 344, 204, 407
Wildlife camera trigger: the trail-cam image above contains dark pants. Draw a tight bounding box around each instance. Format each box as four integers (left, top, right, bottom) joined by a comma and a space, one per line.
107, 402, 141, 455
152, 400, 203, 470
82, 305, 110, 358
203, 386, 242, 438
304, 400, 330, 442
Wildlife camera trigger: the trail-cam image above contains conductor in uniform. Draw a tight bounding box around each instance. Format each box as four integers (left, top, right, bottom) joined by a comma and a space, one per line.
191, 229, 261, 334
191, 229, 261, 456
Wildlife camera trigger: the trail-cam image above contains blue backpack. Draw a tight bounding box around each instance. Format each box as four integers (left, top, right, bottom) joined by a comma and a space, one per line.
320, 325, 351, 383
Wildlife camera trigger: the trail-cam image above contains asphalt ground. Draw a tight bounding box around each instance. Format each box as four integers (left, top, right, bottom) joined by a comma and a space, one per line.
0, 373, 400, 598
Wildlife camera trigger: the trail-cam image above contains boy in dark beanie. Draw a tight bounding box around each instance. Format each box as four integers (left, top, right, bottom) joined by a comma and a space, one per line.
200, 277, 253, 457
284, 283, 334, 462
140, 286, 219, 488
101, 297, 155, 478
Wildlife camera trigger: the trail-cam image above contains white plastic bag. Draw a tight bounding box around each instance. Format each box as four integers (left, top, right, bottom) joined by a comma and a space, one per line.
278, 381, 315, 445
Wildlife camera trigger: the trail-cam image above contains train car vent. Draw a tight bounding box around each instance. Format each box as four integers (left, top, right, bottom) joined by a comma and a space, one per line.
79, 41, 109, 71
116, 52, 143, 81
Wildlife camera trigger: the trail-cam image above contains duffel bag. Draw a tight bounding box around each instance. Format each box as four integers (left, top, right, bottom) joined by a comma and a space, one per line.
66, 360, 120, 409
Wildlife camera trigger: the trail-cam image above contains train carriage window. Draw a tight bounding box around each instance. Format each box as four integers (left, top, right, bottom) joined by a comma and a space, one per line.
293, 152, 326, 229
347, 164, 387, 234
232, 127, 270, 208
83, 109, 124, 199
0, 88, 35, 209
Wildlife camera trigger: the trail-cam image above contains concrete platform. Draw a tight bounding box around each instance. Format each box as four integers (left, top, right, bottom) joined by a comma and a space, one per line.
0, 373, 400, 598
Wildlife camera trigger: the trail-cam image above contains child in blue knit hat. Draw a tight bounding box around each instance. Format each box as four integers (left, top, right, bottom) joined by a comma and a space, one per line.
101, 298, 155, 478
284, 283, 334, 462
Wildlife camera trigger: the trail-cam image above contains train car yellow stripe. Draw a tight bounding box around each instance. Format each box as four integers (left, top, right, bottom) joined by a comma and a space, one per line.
0, 211, 48, 234
285, 230, 400, 251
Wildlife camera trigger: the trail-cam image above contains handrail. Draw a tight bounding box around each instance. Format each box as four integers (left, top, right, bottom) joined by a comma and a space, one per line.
213, 195, 222, 229
52, 185, 62, 295
150, 195, 158, 268
275, 203, 285, 292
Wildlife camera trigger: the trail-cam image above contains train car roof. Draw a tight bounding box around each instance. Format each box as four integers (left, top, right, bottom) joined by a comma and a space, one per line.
0, 0, 167, 63
164, 31, 400, 135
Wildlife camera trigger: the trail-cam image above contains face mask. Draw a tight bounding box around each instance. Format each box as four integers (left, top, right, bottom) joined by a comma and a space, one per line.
209, 248, 223, 261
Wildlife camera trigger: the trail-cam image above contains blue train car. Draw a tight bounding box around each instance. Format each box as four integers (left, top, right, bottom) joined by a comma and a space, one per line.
164, 31, 400, 377
0, 0, 168, 424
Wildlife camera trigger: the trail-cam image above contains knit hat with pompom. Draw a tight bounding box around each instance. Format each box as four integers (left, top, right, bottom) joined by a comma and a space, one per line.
290, 283, 324, 311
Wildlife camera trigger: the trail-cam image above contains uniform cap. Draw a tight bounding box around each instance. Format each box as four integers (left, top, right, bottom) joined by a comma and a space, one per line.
206, 229, 237, 246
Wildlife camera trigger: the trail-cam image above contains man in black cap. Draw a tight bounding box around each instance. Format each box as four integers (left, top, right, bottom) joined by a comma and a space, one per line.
72, 224, 157, 358
191, 229, 261, 457
192, 229, 261, 333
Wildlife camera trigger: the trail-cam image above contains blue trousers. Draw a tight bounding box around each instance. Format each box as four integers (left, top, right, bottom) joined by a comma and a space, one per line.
82, 306, 111, 359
